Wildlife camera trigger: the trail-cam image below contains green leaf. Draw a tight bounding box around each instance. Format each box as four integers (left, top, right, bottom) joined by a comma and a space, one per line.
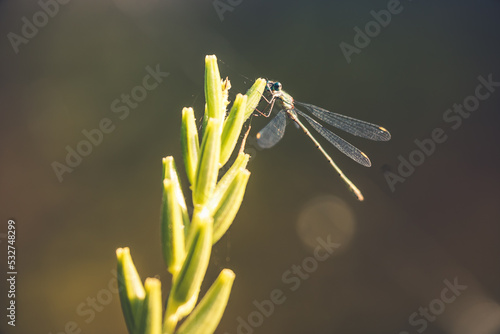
204, 55, 224, 123
220, 94, 247, 167
164, 208, 213, 333
213, 169, 250, 244
208, 153, 249, 215
181, 107, 200, 186
176, 269, 235, 334
137, 278, 162, 334
163, 157, 190, 234
194, 118, 221, 206
116, 247, 146, 334
243, 78, 267, 121
161, 178, 186, 277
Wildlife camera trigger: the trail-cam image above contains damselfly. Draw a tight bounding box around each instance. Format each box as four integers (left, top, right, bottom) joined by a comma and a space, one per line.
256, 80, 391, 201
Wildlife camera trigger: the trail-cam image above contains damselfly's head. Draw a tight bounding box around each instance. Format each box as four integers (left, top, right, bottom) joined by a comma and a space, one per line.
266, 81, 282, 93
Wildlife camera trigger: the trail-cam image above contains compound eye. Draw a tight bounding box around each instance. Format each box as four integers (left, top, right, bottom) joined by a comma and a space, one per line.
273, 82, 282, 91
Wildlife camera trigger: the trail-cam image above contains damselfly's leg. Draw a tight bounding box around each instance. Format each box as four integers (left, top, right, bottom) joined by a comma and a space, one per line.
255, 95, 276, 117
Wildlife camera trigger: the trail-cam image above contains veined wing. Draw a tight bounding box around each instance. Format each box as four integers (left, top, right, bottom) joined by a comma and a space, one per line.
256, 110, 287, 149
295, 109, 372, 167
295, 101, 391, 141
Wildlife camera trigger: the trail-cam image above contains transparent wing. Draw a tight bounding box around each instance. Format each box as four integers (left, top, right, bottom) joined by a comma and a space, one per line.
295, 109, 372, 167
256, 110, 287, 149
295, 101, 391, 141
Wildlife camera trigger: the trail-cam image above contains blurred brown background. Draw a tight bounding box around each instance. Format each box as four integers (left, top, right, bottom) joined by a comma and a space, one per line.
1, 0, 499, 334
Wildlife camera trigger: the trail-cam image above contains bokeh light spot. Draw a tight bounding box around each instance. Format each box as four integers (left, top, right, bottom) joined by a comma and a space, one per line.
296, 195, 356, 252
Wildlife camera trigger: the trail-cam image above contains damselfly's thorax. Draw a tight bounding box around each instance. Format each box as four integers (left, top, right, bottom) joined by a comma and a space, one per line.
266, 80, 294, 110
